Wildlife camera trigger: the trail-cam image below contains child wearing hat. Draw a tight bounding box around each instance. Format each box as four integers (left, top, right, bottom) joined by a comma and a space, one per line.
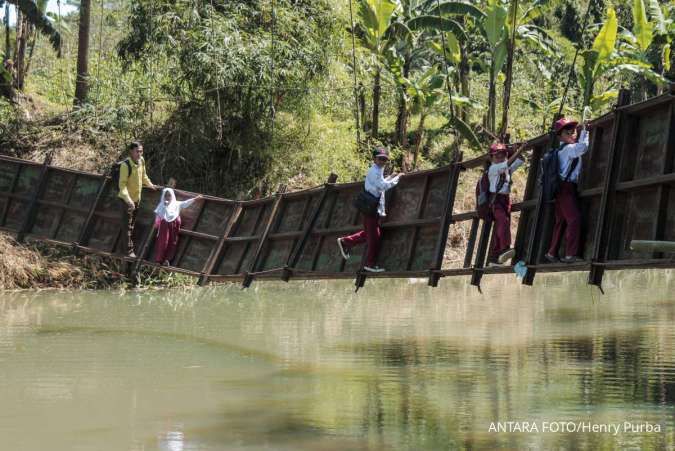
337, 147, 401, 272
545, 118, 589, 264
487, 142, 526, 267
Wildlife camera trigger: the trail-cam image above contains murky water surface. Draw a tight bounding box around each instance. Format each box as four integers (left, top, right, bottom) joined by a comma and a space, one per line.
1, 271, 674, 450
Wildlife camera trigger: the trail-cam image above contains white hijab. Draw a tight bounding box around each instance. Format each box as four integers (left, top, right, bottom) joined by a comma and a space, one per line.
154, 188, 183, 223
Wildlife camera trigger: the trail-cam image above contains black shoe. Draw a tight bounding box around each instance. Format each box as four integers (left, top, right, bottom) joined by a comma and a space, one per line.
544, 253, 559, 263
561, 255, 581, 263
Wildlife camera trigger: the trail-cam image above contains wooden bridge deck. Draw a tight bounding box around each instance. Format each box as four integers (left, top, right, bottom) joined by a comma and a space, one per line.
0, 87, 674, 290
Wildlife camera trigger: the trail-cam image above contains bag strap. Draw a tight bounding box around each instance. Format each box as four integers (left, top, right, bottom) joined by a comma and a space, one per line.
563, 157, 580, 182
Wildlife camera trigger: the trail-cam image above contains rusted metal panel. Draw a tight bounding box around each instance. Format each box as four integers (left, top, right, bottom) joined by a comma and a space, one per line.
212, 198, 274, 276
256, 189, 321, 272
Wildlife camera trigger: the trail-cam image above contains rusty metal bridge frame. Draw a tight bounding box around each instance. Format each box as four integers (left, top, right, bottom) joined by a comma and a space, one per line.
0, 87, 673, 290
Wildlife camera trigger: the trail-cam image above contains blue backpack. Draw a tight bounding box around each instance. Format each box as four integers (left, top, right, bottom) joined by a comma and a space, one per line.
541, 145, 579, 201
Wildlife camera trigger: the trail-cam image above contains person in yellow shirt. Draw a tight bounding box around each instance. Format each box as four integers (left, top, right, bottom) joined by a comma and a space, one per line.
118, 141, 157, 258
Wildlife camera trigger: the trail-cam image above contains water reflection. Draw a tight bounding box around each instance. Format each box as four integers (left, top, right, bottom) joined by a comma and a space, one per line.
0, 270, 673, 450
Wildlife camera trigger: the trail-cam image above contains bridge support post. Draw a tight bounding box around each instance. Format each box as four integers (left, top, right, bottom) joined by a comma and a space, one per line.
198, 203, 243, 286
428, 151, 462, 287
588, 89, 632, 289
470, 218, 492, 288
282, 173, 338, 282
75, 176, 109, 252
16, 155, 52, 243
242, 185, 287, 288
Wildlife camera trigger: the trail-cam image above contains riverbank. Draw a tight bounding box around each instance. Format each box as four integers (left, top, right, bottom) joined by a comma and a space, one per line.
0, 233, 195, 290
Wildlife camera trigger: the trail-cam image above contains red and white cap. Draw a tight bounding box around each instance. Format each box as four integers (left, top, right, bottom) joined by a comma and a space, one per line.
553, 118, 579, 134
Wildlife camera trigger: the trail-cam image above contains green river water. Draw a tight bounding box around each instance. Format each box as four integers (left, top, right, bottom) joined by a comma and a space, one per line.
1, 270, 674, 450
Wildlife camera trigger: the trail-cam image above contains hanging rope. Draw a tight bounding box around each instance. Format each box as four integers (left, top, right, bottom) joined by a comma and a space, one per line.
347, 0, 361, 146
208, 0, 223, 142
269, 0, 276, 163
56, 0, 66, 107
555, 0, 596, 121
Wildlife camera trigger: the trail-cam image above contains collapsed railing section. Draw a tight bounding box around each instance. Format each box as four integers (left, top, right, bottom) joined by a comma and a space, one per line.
0, 153, 461, 288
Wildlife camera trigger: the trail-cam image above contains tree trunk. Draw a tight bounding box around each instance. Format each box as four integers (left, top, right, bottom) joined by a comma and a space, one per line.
487, 62, 497, 133
23, 27, 37, 81
412, 112, 427, 170
74, 0, 92, 105
458, 46, 470, 122
395, 55, 411, 146
395, 94, 408, 146
4, 4, 10, 62
499, 2, 518, 137
371, 68, 381, 137
358, 82, 367, 132
15, 18, 27, 90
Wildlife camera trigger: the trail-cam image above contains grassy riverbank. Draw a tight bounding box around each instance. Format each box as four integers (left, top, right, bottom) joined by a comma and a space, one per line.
0, 232, 197, 290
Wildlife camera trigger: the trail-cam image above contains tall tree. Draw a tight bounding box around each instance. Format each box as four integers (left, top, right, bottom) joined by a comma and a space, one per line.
0, 0, 61, 93
74, 0, 91, 105
3, 3, 10, 61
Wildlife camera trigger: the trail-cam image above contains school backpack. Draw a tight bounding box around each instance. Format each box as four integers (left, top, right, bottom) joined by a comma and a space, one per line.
540, 145, 580, 202
475, 172, 491, 220
110, 159, 132, 191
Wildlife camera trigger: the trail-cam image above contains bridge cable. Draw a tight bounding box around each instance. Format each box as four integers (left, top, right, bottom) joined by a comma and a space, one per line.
347, 0, 361, 146
555, 0, 596, 121
434, 0, 455, 124
208, 0, 224, 144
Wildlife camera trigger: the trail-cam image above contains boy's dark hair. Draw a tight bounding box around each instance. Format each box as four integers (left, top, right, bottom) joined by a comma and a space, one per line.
127, 141, 142, 152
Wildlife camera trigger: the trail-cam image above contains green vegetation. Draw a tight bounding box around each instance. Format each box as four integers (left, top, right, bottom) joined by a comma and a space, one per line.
0, 0, 673, 198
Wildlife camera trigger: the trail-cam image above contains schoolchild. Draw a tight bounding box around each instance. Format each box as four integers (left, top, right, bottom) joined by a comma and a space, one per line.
545, 118, 589, 263
153, 188, 202, 266
337, 147, 401, 272
487, 142, 526, 267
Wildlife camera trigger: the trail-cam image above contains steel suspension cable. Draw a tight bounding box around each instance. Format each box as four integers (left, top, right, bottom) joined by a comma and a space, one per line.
208, 0, 223, 143
347, 0, 361, 146
556, 0, 596, 120
269, 0, 276, 161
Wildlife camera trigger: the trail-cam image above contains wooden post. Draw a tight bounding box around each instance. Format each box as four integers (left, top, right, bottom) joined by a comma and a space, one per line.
463, 216, 480, 268
428, 152, 462, 287
242, 185, 287, 288
588, 89, 632, 289
651, 102, 675, 259
0, 162, 23, 228
282, 173, 338, 282
51, 173, 80, 239
519, 134, 559, 286
76, 176, 109, 249
198, 203, 243, 286
512, 146, 541, 261
16, 155, 51, 243
470, 218, 492, 287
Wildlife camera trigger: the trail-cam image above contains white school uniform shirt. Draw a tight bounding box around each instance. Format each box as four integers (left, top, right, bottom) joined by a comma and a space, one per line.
365, 163, 400, 217
487, 158, 524, 194
557, 129, 589, 183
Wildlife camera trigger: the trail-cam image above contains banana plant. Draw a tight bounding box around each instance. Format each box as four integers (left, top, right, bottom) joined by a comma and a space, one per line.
484, 0, 508, 133
580, 6, 667, 112
579, 7, 619, 111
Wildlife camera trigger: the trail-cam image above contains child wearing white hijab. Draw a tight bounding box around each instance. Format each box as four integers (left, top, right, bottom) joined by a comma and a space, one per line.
153, 188, 202, 266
